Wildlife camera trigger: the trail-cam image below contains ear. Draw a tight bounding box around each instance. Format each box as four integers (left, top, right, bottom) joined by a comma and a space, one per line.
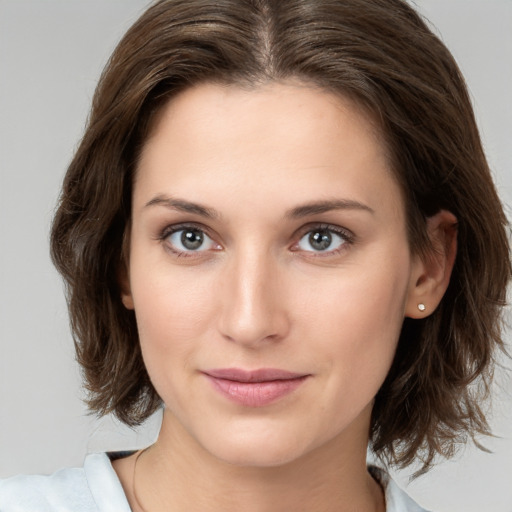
118, 260, 134, 310
405, 210, 457, 318
117, 226, 134, 310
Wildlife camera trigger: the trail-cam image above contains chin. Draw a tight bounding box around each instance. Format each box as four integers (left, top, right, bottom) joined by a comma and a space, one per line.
196, 421, 323, 469
212, 441, 309, 469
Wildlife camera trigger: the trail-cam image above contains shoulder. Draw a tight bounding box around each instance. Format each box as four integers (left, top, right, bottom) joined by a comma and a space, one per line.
369, 466, 432, 512
0, 453, 131, 512
0, 466, 96, 512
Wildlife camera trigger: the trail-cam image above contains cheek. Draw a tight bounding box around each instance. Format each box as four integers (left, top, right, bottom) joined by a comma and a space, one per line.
293, 251, 411, 399
129, 265, 223, 416
129, 260, 218, 365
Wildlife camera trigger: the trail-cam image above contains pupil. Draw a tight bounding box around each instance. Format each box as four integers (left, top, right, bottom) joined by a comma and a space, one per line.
181, 229, 203, 250
309, 230, 332, 251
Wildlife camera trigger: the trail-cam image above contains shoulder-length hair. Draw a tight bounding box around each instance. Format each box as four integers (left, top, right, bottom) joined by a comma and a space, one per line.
50, 0, 510, 473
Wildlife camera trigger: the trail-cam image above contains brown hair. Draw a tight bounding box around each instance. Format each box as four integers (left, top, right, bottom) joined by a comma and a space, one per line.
50, 0, 510, 473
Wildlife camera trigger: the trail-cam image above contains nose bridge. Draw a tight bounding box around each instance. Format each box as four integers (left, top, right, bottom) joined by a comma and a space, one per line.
218, 243, 287, 346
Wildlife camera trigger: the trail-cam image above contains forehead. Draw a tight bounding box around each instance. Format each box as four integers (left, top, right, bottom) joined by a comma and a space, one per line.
142, 81, 386, 160
134, 81, 403, 223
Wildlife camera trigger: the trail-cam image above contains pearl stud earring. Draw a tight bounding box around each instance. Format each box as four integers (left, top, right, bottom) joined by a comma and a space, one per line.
417, 303, 426, 312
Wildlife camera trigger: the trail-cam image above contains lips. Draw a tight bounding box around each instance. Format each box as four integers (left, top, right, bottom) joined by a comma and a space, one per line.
203, 368, 309, 407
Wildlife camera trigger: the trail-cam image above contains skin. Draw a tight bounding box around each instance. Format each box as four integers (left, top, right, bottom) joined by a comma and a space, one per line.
115, 81, 456, 512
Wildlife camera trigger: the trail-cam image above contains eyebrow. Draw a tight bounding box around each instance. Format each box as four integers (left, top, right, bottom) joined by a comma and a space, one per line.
144, 195, 219, 219
286, 199, 374, 218
144, 195, 374, 219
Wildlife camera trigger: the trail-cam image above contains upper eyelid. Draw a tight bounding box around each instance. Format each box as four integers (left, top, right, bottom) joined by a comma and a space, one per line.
160, 222, 214, 239
294, 223, 355, 241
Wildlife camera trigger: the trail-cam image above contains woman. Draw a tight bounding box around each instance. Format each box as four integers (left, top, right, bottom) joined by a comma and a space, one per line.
1, 0, 509, 510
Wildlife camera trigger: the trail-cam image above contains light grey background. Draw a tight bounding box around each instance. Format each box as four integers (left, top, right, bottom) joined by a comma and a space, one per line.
0, 1, 511, 511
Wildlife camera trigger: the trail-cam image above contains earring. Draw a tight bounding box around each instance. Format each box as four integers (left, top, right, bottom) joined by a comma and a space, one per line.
417, 303, 426, 312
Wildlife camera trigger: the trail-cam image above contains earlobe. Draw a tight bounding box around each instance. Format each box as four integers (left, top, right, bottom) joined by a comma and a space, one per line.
405, 210, 457, 318
121, 291, 134, 310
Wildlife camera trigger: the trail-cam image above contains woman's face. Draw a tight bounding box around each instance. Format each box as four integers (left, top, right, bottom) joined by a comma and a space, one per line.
123, 82, 423, 467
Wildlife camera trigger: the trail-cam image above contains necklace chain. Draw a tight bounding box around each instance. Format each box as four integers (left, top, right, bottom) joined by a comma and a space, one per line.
132, 447, 150, 512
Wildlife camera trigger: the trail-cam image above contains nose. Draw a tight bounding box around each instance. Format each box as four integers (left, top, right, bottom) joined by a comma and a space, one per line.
217, 249, 290, 347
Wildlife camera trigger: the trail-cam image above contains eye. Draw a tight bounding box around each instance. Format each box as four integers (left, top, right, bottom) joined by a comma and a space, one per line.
165, 226, 219, 253
296, 227, 349, 253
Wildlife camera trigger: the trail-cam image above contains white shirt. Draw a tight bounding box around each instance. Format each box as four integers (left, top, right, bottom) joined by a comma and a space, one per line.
0, 453, 429, 511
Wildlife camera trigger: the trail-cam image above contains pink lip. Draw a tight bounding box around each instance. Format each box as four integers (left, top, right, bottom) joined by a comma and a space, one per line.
203, 368, 309, 407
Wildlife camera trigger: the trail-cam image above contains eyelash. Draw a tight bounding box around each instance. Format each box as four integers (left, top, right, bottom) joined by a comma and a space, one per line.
158, 223, 219, 258
292, 223, 355, 257
157, 222, 355, 258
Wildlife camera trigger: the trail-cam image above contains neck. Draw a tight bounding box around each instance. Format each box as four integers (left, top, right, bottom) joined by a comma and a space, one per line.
127, 408, 384, 512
